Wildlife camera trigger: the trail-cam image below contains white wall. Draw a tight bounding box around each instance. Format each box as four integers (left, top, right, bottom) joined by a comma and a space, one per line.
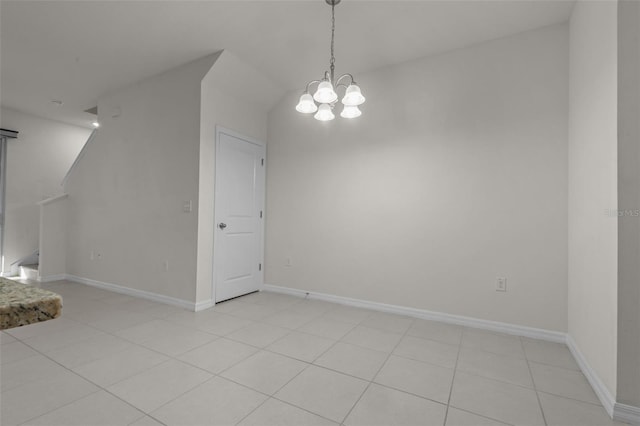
568, 0, 619, 398
65, 55, 217, 303
0, 108, 89, 274
617, 0, 640, 408
196, 51, 280, 304
38, 195, 68, 279
266, 24, 569, 332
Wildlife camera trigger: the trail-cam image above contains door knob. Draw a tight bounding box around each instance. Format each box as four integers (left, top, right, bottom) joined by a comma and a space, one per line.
218, 223, 227, 230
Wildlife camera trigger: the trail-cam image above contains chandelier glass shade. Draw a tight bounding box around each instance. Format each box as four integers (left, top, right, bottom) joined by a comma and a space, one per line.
295, 0, 365, 121
314, 103, 336, 121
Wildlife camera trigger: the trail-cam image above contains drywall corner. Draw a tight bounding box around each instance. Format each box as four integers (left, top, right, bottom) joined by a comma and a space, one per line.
195, 50, 280, 304
617, 0, 640, 409
567, 0, 618, 400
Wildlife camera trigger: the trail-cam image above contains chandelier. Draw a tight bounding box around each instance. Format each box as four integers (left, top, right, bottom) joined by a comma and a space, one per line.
295, 0, 365, 121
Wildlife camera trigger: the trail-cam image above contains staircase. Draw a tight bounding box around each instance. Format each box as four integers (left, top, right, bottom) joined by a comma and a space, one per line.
19, 264, 39, 280
8, 250, 39, 280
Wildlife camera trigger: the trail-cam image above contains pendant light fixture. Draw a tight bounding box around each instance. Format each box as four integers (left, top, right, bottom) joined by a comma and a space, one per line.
295, 0, 365, 121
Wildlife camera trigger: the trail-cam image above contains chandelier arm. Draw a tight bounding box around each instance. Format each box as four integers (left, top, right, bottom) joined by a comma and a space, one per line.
304, 79, 323, 93
335, 73, 355, 86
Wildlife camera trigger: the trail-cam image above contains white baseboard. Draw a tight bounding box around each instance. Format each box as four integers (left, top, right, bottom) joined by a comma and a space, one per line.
265, 283, 640, 423
38, 273, 67, 283
194, 299, 215, 312
263, 283, 565, 343
65, 274, 196, 311
42, 277, 640, 425
614, 403, 640, 425
566, 334, 616, 418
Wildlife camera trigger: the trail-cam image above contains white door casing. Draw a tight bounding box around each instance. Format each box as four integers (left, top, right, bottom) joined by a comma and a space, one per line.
213, 128, 265, 303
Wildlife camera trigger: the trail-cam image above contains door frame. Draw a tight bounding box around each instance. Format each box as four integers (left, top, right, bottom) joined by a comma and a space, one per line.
212, 126, 266, 303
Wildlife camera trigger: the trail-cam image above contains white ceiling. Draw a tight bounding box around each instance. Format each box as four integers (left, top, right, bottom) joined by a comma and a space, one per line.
0, 0, 575, 128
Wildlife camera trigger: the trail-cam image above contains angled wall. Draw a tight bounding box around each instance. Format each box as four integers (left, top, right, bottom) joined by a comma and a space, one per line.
65, 54, 218, 303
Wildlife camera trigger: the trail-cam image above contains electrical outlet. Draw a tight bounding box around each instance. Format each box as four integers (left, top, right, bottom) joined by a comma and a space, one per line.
285, 257, 292, 267
496, 277, 507, 292
183, 200, 192, 213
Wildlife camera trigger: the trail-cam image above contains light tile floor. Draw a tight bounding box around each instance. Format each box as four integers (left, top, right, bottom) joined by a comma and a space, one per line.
0, 280, 628, 426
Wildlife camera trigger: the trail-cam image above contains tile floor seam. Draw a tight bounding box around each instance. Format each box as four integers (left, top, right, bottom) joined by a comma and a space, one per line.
442, 324, 464, 425
201, 318, 259, 337
367, 381, 451, 408
309, 360, 386, 383
4, 284, 615, 426
223, 305, 289, 321
222, 332, 284, 351
0, 343, 41, 366
297, 320, 358, 341
390, 350, 458, 372
451, 363, 556, 394
264, 397, 340, 426
459, 344, 527, 361
446, 405, 517, 426
239, 322, 364, 423
270, 328, 351, 364
3, 315, 99, 347
60, 327, 217, 386
318, 313, 368, 327
339, 315, 416, 425
335, 326, 406, 354
451, 368, 534, 391
9, 338, 150, 426
115, 321, 220, 346
45, 317, 226, 394
4, 316, 84, 341
3, 297, 367, 425
521, 335, 549, 426
398, 331, 462, 348
535, 389, 607, 408
232, 390, 335, 425
304, 336, 343, 364
205, 332, 323, 371
137, 414, 169, 426
143, 332, 222, 358
178, 342, 258, 377
19, 393, 151, 426
144, 373, 272, 423
13, 388, 105, 425
231, 397, 272, 426
526, 358, 581, 371
217, 354, 312, 396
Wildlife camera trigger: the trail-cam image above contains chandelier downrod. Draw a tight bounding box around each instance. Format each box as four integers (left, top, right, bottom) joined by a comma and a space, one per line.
330, 0, 335, 82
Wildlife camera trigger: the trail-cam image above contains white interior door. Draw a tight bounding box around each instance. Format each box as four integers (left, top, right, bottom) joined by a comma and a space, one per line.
214, 129, 265, 303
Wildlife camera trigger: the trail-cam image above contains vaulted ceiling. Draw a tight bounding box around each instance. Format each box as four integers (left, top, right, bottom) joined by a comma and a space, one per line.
0, 0, 575, 128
